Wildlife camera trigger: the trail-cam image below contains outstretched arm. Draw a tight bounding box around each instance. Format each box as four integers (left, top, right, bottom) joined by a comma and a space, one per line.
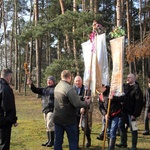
27, 79, 43, 95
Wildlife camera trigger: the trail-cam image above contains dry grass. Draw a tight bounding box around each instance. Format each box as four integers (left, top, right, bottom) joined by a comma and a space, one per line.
10, 90, 150, 150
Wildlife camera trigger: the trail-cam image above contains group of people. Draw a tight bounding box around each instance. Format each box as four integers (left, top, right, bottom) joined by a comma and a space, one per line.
0, 68, 150, 150
96, 73, 149, 150
26, 72, 149, 150
27, 70, 91, 150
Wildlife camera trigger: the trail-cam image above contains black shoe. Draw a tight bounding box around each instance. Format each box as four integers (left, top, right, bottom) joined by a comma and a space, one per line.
96, 134, 104, 140
86, 142, 91, 148
142, 131, 149, 135
115, 143, 127, 148
46, 141, 54, 147
41, 142, 48, 146
97, 135, 104, 140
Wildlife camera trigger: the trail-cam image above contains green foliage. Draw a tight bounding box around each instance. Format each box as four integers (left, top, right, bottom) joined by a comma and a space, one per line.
3, 0, 149, 89
43, 58, 84, 84
109, 26, 126, 38
19, 10, 103, 47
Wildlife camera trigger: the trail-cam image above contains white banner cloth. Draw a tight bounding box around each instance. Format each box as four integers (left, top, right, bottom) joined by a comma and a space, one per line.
81, 33, 109, 96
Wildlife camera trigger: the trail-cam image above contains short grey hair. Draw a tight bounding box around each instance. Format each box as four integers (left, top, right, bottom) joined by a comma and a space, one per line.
61, 70, 71, 79
1, 68, 13, 78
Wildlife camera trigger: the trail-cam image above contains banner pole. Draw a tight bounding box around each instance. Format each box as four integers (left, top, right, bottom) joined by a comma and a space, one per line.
82, 29, 96, 150
102, 97, 111, 150
82, 48, 93, 150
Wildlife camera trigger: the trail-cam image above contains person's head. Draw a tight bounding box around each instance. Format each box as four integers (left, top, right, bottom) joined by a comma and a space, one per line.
47, 76, 55, 86
127, 73, 136, 85
1, 68, 13, 83
103, 85, 110, 96
61, 70, 72, 83
74, 76, 82, 88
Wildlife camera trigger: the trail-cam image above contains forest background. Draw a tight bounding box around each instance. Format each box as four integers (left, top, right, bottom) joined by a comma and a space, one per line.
0, 0, 150, 93
1, 1, 150, 149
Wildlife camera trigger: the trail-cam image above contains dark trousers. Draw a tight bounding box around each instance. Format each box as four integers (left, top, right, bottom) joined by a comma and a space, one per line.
118, 114, 138, 149
0, 127, 11, 150
118, 114, 128, 145
77, 116, 80, 146
54, 122, 78, 150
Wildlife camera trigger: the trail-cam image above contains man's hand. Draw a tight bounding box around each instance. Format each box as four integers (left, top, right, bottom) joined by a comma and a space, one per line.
27, 79, 32, 85
80, 108, 85, 114
109, 91, 114, 100
84, 96, 91, 105
105, 114, 109, 120
131, 115, 135, 121
13, 122, 18, 127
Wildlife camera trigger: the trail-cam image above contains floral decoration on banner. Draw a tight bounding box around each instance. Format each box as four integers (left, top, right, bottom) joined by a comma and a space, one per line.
90, 20, 106, 42
109, 26, 125, 38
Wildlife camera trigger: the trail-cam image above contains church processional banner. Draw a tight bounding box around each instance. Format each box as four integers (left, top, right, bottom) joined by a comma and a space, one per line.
81, 33, 109, 97
110, 36, 125, 96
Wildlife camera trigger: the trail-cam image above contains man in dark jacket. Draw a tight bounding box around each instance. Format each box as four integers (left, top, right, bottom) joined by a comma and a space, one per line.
53, 70, 91, 150
0, 68, 18, 150
27, 76, 55, 147
73, 75, 91, 148
115, 73, 143, 150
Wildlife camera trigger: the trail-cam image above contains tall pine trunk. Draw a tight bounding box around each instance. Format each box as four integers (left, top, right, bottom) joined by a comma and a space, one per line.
2, 0, 7, 67
73, 0, 79, 75
126, 0, 132, 73
34, 0, 41, 90
59, 0, 71, 54
14, 0, 18, 90
139, 0, 145, 90
116, 0, 121, 26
